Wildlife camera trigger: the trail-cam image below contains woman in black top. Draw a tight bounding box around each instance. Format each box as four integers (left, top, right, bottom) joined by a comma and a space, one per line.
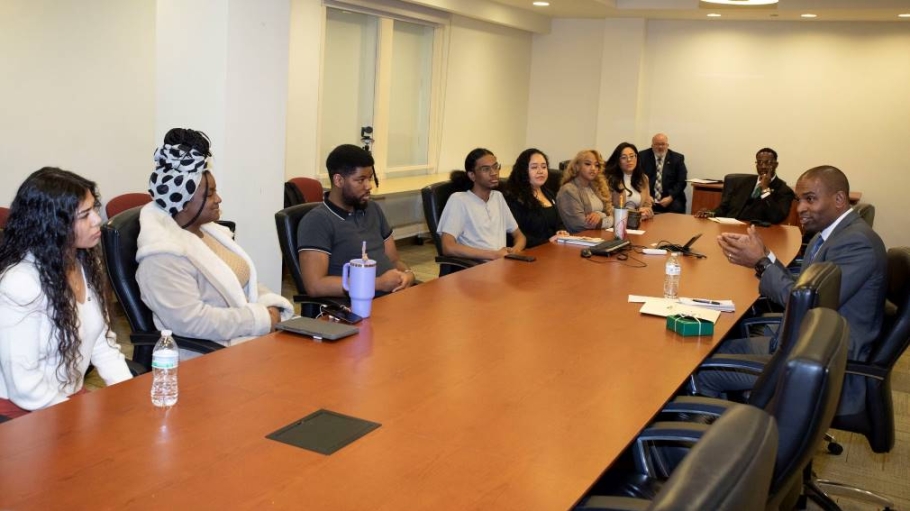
504, 148, 567, 248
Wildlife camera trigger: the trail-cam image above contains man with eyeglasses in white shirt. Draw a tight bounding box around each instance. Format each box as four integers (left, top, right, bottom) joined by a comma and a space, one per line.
438, 148, 527, 261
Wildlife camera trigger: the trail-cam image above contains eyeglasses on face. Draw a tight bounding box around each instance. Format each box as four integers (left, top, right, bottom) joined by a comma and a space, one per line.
475, 162, 502, 174
755, 160, 777, 167
619, 154, 638, 162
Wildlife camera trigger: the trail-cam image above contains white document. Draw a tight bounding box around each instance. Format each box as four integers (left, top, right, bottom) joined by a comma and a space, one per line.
678, 297, 735, 313
687, 178, 721, 184
709, 217, 746, 225
556, 235, 605, 247
605, 228, 645, 235
639, 298, 721, 323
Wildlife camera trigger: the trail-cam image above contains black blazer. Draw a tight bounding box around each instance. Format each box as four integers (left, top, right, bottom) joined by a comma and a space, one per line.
640, 148, 688, 213
715, 173, 795, 225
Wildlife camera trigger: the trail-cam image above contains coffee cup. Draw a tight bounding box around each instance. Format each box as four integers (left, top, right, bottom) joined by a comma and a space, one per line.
342, 258, 377, 318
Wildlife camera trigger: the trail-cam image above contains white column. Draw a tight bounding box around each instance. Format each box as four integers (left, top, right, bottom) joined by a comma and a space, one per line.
156, 0, 291, 291
595, 18, 647, 152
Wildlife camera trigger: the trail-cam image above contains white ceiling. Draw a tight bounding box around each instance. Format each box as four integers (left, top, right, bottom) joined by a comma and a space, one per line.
489, 0, 910, 21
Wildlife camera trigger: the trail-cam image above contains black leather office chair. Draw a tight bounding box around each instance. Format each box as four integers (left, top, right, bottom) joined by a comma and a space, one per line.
544, 168, 563, 195
420, 181, 478, 277
693, 262, 841, 407
101, 206, 224, 369
284, 177, 324, 208
274, 203, 339, 317
651, 308, 848, 510
0, 206, 8, 245
577, 404, 778, 511
810, 246, 910, 510
852, 202, 875, 227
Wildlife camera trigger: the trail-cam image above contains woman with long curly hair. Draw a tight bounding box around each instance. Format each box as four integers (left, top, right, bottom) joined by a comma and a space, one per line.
504, 148, 567, 248
605, 142, 654, 220
0, 168, 132, 419
556, 149, 614, 233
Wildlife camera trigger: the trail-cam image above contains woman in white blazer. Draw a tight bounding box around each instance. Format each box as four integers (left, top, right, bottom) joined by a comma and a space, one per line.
0, 168, 132, 419
136, 129, 293, 351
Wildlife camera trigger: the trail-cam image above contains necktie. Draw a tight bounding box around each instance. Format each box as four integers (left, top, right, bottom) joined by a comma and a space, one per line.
805, 235, 825, 264
751, 185, 762, 199
654, 157, 663, 200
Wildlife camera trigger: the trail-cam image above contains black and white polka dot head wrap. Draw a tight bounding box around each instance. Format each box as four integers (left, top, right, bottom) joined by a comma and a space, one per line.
149, 144, 209, 216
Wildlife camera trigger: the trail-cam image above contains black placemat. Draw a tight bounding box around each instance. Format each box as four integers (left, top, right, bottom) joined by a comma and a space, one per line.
266, 409, 381, 455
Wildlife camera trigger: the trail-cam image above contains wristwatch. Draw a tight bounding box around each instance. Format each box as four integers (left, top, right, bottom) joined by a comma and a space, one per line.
754, 257, 772, 278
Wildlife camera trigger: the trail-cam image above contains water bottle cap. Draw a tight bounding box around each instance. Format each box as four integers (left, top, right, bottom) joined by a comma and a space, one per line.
161, 329, 172, 337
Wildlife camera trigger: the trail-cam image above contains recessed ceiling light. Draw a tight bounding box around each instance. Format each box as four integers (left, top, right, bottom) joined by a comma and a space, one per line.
707, 13, 722, 17
701, 0, 778, 5
899, 13, 910, 18
801, 13, 817, 18
532, 1, 549, 5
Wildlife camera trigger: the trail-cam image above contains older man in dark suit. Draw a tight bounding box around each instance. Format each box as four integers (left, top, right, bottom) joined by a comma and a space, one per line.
699, 165, 887, 415
697, 148, 795, 224
640, 133, 688, 214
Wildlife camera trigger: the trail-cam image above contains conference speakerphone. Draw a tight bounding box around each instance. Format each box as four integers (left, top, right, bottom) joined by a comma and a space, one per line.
588, 238, 631, 257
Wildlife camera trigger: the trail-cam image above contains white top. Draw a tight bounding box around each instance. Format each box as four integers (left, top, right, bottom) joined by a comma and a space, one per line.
622, 173, 643, 209
437, 190, 519, 251
0, 255, 131, 410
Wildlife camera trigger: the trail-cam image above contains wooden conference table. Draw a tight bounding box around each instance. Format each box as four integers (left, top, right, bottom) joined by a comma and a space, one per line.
0, 215, 802, 510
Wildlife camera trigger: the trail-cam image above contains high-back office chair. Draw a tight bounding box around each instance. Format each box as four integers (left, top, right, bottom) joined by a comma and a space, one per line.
274, 203, 338, 317
105, 192, 152, 219
0, 206, 9, 244
660, 308, 849, 510
420, 181, 479, 277
852, 202, 875, 227
544, 168, 563, 195
101, 206, 224, 369
284, 177, 324, 208
694, 262, 841, 407
810, 247, 910, 509
577, 405, 778, 511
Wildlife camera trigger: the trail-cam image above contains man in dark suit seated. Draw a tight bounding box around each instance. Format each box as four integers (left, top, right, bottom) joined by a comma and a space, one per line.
699, 165, 887, 415
639, 133, 688, 214
696, 147, 795, 224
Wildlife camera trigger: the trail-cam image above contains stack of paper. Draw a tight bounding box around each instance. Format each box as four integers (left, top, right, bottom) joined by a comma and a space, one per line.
709, 217, 745, 225
638, 298, 721, 323
605, 227, 645, 235
679, 297, 735, 313
556, 235, 605, 247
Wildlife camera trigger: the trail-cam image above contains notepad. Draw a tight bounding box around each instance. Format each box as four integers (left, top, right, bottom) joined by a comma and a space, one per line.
639, 299, 721, 323
709, 217, 746, 225
556, 235, 605, 247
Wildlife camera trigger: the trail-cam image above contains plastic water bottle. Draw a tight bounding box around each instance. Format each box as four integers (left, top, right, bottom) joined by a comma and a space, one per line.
664, 252, 681, 299
151, 330, 179, 407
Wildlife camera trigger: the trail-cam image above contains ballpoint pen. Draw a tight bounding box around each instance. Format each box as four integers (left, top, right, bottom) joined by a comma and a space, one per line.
692, 298, 722, 305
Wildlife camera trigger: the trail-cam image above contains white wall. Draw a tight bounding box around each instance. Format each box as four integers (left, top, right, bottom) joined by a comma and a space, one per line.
0, 0, 155, 204
437, 15, 532, 172
525, 19, 605, 165
285, 0, 324, 178
529, 19, 910, 248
